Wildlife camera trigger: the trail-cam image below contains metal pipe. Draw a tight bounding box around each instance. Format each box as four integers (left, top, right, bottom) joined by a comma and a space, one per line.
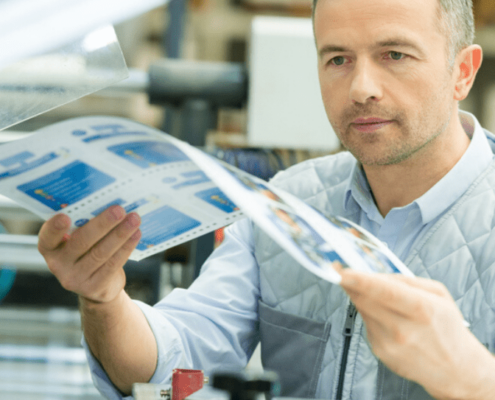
148, 59, 248, 108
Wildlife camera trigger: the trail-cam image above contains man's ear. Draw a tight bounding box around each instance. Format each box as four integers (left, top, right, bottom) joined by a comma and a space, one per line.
453, 44, 483, 101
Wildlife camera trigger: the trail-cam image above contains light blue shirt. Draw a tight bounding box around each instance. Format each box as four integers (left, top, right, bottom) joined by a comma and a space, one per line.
83, 111, 494, 399
344, 111, 494, 261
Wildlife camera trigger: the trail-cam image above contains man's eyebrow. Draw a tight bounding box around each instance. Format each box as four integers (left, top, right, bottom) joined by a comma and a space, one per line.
318, 45, 349, 58
374, 38, 427, 57
318, 38, 427, 59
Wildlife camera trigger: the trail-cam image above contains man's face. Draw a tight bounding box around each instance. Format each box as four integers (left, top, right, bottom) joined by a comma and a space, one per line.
315, 0, 456, 166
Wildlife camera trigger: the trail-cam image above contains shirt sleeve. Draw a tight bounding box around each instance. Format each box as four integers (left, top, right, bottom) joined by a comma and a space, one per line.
82, 218, 260, 399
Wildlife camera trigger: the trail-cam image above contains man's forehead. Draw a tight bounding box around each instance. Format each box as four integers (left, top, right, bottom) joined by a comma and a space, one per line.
314, 0, 441, 50
314, 0, 439, 27
314, 0, 440, 11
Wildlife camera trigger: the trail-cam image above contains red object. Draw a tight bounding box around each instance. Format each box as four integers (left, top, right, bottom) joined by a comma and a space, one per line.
214, 228, 225, 247
171, 369, 205, 400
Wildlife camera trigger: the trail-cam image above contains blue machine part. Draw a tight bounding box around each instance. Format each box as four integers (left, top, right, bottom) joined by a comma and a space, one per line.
0, 224, 16, 303
0, 269, 16, 303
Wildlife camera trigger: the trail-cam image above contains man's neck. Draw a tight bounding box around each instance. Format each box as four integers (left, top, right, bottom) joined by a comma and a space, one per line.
362, 111, 471, 217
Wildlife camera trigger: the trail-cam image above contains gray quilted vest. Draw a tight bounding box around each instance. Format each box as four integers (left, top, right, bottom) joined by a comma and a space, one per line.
254, 148, 495, 400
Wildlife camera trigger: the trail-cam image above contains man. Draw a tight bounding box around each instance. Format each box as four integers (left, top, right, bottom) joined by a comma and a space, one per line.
38, 0, 495, 398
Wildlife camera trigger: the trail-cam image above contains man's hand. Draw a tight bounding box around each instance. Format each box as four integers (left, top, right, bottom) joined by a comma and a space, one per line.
38, 205, 141, 304
38, 206, 158, 394
339, 270, 495, 400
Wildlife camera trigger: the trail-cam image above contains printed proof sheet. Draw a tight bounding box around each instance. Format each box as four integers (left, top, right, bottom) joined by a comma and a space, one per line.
0, 116, 413, 282
0, 117, 243, 261
172, 143, 414, 284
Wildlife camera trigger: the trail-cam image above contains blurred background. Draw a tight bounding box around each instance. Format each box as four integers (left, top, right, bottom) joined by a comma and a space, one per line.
0, 0, 494, 398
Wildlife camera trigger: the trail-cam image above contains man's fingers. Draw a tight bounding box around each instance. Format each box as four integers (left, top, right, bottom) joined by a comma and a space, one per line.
63, 206, 127, 263
340, 270, 440, 321
81, 230, 142, 303
76, 213, 141, 273
38, 213, 72, 253
358, 309, 390, 344
388, 274, 450, 298
341, 269, 449, 299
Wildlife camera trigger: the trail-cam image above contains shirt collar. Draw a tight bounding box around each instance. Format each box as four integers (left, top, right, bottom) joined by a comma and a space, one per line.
344, 111, 494, 223
416, 111, 493, 223
344, 160, 375, 216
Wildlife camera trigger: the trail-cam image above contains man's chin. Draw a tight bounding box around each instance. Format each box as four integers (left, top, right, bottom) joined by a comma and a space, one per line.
346, 147, 413, 166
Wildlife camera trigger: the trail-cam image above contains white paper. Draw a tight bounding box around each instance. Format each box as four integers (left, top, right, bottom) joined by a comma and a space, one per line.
0, 117, 244, 261
0, 116, 415, 281
172, 142, 415, 283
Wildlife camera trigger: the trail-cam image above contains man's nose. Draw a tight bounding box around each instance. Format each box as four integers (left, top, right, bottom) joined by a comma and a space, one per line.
349, 60, 382, 104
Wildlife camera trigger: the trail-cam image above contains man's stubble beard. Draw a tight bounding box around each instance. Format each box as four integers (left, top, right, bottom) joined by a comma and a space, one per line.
330, 94, 454, 167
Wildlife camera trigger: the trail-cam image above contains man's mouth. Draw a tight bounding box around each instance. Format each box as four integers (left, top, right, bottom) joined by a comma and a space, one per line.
351, 118, 394, 133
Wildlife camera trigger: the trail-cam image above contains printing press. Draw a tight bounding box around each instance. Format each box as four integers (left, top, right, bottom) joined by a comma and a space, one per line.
1, 1, 495, 399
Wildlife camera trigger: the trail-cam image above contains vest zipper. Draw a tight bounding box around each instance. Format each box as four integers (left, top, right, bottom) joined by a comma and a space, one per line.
335, 303, 357, 400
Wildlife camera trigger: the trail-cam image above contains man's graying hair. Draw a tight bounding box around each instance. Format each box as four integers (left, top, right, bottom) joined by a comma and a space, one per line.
312, 0, 475, 65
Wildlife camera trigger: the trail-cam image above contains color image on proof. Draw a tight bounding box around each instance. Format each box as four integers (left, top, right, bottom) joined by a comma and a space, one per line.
0, 151, 60, 181
136, 205, 200, 251
328, 215, 382, 247
352, 240, 400, 274
77, 124, 149, 143
195, 187, 239, 213
17, 161, 115, 211
224, 165, 287, 206
329, 216, 401, 274
268, 205, 348, 272
108, 141, 189, 169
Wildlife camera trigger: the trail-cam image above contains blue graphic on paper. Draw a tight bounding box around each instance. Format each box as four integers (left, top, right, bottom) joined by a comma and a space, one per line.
267, 208, 349, 269
162, 171, 211, 190
124, 198, 149, 213
75, 219, 89, 227
324, 251, 346, 263
136, 206, 200, 251
0, 151, 34, 167
171, 171, 210, 190
91, 199, 125, 216
353, 243, 401, 274
108, 141, 189, 169
195, 187, 238, 213
78, 125, 148, 143
0, 151, 59, 181
327, 216, 401, 273
17, 161, 115, 211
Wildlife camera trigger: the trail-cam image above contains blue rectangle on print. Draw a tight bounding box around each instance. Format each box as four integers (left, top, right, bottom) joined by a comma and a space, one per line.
195, 187, 238, 213
107, 141, 189, 169
91, 199, 125, 216
136, 206, 200, 251
18, 161, 115, 211
0, 151, 34, 167
171, 171, 211, 190
0, 152, 59, 181
124, 198, 149, 213
82, 125, 148, 143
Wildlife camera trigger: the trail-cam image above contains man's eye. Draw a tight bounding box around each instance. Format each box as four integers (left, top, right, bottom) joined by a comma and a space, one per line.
330, 56, 346, 66
389, 51, 405, 61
